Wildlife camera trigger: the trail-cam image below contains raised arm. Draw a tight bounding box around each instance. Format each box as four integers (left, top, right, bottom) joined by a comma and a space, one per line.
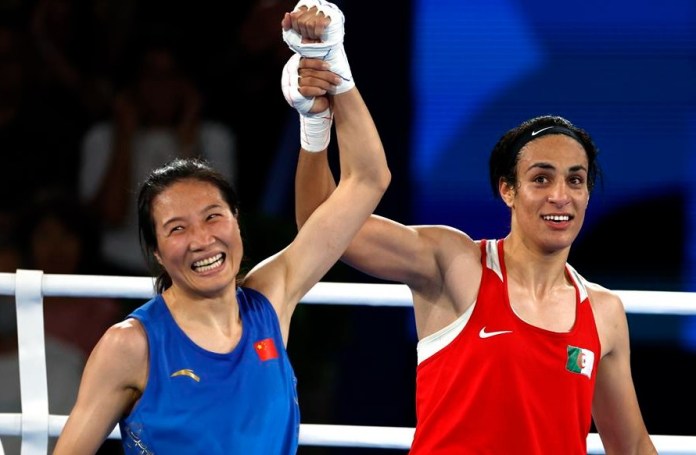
288, 7, 464, 291
243, 1, 390, 336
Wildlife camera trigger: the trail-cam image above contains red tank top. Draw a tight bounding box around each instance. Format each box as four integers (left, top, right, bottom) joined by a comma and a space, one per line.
410, 239, 600, 454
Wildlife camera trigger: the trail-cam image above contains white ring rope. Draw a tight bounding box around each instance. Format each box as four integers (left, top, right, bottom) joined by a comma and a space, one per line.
1, 273, 695, 314
14, 270, 49, 455
1, 270, 695, 454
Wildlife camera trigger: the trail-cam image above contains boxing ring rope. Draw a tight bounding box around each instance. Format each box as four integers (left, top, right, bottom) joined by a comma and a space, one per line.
1, 270, 695, 454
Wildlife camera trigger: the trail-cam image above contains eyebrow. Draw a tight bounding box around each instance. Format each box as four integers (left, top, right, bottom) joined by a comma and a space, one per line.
525, 162, 587, 173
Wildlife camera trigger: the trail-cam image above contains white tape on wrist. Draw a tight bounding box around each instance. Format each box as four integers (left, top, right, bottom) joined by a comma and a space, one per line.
300, 108, 333, 152
281, 53, 333, 152
322, 43, 354, 94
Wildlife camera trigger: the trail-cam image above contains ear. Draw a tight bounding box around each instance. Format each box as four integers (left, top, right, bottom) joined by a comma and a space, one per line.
153, 250, 163, 265
499, 179, 515, 208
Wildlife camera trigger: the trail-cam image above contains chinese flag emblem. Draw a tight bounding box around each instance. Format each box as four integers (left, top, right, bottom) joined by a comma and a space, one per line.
254, 338, 279, 361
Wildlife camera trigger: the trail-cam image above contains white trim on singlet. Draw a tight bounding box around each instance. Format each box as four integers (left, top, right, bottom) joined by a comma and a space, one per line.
417, 302, 476, 365
416, 239, 503, 365
485, 239, 503, 282
565, 263, 589, 302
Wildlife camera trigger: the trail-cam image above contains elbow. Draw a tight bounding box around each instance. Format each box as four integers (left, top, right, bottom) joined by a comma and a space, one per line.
295, 207, 311, 231
371, 147, 391, 196
364, 161, 391, 200
350, 165, 390, 206
377, 167, 392, 195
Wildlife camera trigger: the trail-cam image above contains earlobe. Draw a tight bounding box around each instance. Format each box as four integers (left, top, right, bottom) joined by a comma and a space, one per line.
154, 251, 162, 265
504, 191, 514, 208
500, 181, 515, 208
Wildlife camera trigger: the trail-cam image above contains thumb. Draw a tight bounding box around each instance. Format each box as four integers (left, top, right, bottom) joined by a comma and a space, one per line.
309, 96, 330, 114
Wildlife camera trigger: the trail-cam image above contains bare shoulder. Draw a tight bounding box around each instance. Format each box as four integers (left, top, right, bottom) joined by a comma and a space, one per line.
581, 278, 631, 358
583, 280, 626, 318
411, 225, 482, 296
92, 318, 149, 372
417, 224, 479, 255
100, 318, 147, 348
406, 225, 479, 278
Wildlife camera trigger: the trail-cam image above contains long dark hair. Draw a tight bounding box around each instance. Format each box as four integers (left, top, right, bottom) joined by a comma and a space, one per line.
137, 158, 240, 293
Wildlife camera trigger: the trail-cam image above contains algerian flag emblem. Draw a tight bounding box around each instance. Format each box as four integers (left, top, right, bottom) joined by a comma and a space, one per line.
566, 345, 595, 378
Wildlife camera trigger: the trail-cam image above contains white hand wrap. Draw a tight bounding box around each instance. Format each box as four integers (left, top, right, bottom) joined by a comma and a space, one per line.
281, 53, 314, 115
299, 108, 333, 152
282, 0, 354, 94
281, 53, 333, 152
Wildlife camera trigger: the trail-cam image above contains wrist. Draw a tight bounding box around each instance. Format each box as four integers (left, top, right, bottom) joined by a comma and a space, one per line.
300, 108, 333, 152
322, 44, 354, 94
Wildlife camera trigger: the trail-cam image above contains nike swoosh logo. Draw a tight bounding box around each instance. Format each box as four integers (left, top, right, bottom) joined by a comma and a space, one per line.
531, 126, 554, 136
479, 327, 513, 339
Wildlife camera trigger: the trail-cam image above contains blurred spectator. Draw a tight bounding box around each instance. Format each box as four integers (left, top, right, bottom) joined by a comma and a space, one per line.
0, 192, 126, 454
79, 35, 236, 276
18, 192, 124, 357
0, 189, 130, 454
0, 0, 127, 210
26, 0, 125, 195
29, 0, 115, 121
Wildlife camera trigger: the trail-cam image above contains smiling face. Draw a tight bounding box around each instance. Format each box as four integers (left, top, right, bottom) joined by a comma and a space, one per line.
151, 179, 242, 298
500, 134, 590, 254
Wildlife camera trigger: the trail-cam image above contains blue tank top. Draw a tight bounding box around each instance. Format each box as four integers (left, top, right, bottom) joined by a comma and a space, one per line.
119, 287, 300, 454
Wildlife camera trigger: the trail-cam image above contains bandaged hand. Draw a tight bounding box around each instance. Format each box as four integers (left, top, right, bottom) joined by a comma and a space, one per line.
282, 0, 354, 94
282, 53, 334, 152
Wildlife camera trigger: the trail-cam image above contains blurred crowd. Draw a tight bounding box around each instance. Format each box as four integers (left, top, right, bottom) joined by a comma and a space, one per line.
0, 0, 305, 277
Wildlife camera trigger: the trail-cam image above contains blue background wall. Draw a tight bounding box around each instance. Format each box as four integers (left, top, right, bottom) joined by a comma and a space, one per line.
407, 0, 696, 346
411, 0, 695, 251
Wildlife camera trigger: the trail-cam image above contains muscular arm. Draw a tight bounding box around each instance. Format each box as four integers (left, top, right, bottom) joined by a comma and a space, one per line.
289, 31, 481, 328
245, 84, 390, 338
295, 148, 483, 341
295, 152, 436, 287
285, 4, 431, 290
53, 320, 147, 455
590, 288, 657, 454
255, 2, 475, 341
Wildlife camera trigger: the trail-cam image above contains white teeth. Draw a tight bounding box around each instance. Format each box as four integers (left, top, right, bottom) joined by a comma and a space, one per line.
192, 253, 224, 272
543, 215, 570, 221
